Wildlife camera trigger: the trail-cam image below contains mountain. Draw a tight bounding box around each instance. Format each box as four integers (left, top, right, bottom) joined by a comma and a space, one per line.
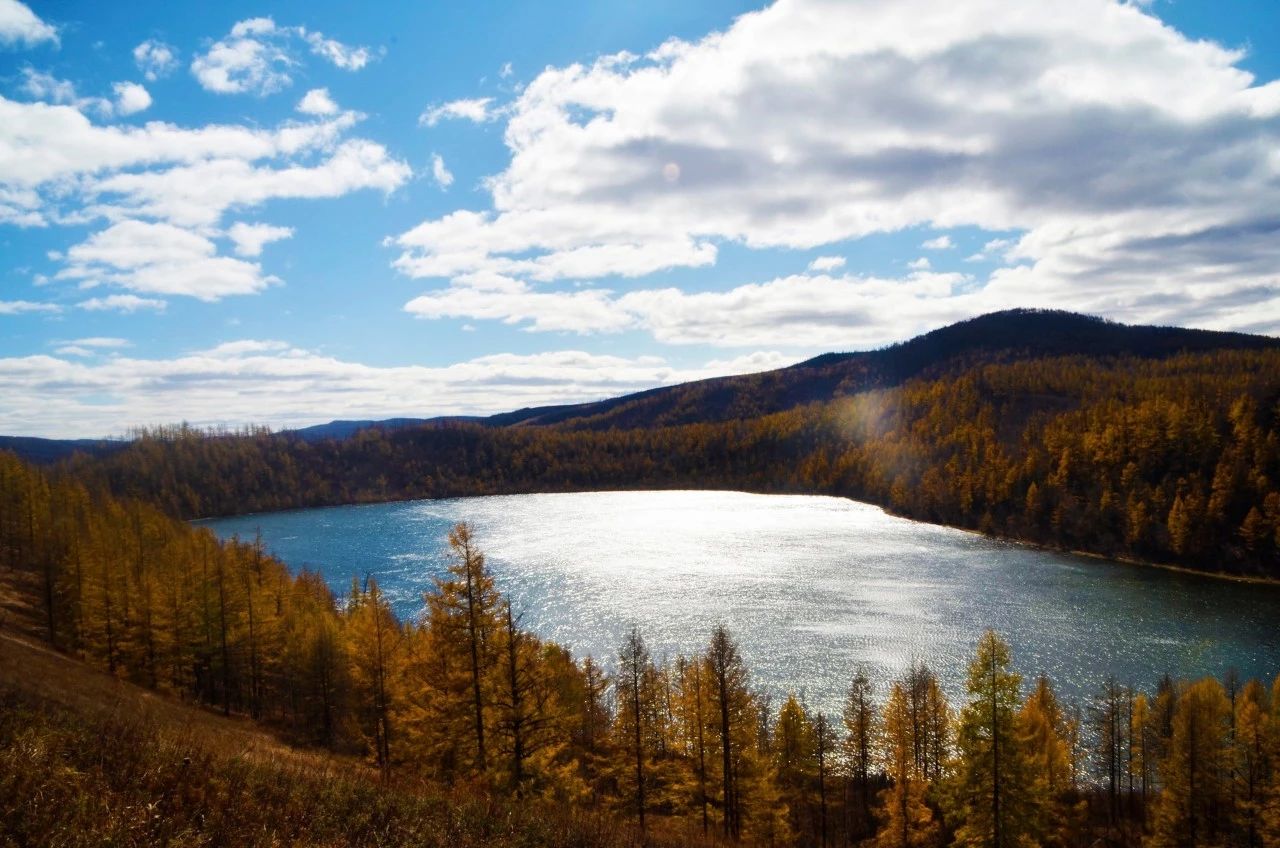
478, 309, 1280, 430
4, 310, 1277, 464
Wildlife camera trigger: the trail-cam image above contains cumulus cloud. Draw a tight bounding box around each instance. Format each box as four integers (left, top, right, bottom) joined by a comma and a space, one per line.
406, 277, 635, 334
390, 0, 1280, 337
921, 235, 953, 250
907, 257, 931, 270
404, 268, 987, 347
57, 220, 280, 300
0, 299, 59, 315
191, 18, 295, 95
0, 90, 410, 299
303, 30, 372, 70
964, 238, 1013, 263
431, 153, 454, 189
419, 97, 495, 126
53, 336, 130, 355
0, 0, 56, 48
89, 138, 410, 227
297, 86, 338, 115
133, 39, 178, 80
0, 344, 798, 438
112, 81, 152, 115
227, 222, 294, 257
77, 294, 167, 313
191, 17, 374, 95
20, 69, 151, 117
807, 256, 845, 272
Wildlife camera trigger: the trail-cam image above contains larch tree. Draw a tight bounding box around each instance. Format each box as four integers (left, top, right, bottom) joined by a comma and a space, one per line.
616, 626, 654, 832
814, 711, 833, 848
774, 693, 816, 840
706, 623, 751, 840
843, 666, 879, 840
346, 576, 402, 775
872, 680, 940, 848
424, 521, 502, 775
1149, 676, 1233, 847
946, 629, 1044, 848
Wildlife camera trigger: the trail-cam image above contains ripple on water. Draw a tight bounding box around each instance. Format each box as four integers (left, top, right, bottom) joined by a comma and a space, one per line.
200, 490, 1280, 716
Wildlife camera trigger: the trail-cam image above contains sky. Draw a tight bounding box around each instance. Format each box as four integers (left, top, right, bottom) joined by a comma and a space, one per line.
1, 0, 1278, 438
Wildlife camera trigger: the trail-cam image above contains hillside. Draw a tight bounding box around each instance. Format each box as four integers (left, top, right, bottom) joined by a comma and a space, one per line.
0, 631, 654, 848
9, 310, 1277, 465
480, 309, 1280, 431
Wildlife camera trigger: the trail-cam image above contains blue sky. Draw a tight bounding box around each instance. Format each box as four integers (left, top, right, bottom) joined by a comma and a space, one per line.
1, 0, 1278, 436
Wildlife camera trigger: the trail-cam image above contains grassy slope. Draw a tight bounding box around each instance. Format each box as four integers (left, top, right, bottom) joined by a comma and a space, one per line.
0, 627, 678, 847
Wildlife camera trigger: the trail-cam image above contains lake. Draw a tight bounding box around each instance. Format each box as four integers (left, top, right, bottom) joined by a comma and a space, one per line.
200, 490, 1280, 716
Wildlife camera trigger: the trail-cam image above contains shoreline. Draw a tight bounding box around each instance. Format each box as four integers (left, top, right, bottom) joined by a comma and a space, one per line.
195, 485, 1280, 588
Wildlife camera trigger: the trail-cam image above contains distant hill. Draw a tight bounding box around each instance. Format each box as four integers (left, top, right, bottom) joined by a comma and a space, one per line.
4, 310, 1278, 464
0, 435, 127, 464
286, 417, 442, 442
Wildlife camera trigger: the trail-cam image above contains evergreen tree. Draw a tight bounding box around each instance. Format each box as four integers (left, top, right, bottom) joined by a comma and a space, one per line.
1149, 677, 1233, 847
872, 680, 940, 848
946, 630, 1044, 848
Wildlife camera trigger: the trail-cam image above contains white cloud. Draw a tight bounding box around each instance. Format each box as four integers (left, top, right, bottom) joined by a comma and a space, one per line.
404, 268, 986, 347
921, 235, 953, 250
0, 299, 59, 315
191, 18, 374, 95
500, 62, 514, 79
297, 86, 338, 115
964, 237, 1013, 263
907, 257, 931, 270
90, 138, 411, 227
133, 40, 178, 80
58, 220, 280, 301
0, 344, 796, 438
303, 30, 372, 70
390, 0, 1280, 337
227, 222, 294, 256
0, 92, 410, 300
431, 153, 454, 189
21, 70, 151, 117
419, 97, 495, 126
112, 81, 152, 115
807, 255, 845, 272
406, 275, 634, 334
77, 294, 167, 313
0, 0, 56, 48
53, 336, 130, 356
191, 18, 295, 95
70, 337, 130, 347
20, 68, 76, 104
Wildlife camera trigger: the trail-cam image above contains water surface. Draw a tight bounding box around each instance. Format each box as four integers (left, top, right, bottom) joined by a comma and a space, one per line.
201, 490, 1280, 715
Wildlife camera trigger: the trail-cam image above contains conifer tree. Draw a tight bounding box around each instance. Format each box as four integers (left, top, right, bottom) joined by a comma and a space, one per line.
1149, 677, 1233, 847
424, 522, 502, 775
872, 680, 940, 848
946, 630, 1044, 848
843, 666, 879, 839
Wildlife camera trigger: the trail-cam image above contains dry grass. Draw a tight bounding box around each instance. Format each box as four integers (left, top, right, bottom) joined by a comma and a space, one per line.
0, 629, 710, 848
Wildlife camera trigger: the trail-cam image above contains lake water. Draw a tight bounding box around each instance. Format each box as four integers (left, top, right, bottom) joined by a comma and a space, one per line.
201, 490, 1280, 716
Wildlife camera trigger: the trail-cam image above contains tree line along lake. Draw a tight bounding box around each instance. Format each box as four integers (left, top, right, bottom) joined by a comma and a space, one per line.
200, 489, 1280, 715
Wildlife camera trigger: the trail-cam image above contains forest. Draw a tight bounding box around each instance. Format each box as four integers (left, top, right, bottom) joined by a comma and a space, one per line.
59, 346, 1280, 579
2, 449, 1280, 847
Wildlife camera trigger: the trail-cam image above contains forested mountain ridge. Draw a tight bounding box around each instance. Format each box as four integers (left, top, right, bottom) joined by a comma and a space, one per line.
44, 311, 1280, 579
473, 309, 1280, 431
7, 309, 1276, 461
